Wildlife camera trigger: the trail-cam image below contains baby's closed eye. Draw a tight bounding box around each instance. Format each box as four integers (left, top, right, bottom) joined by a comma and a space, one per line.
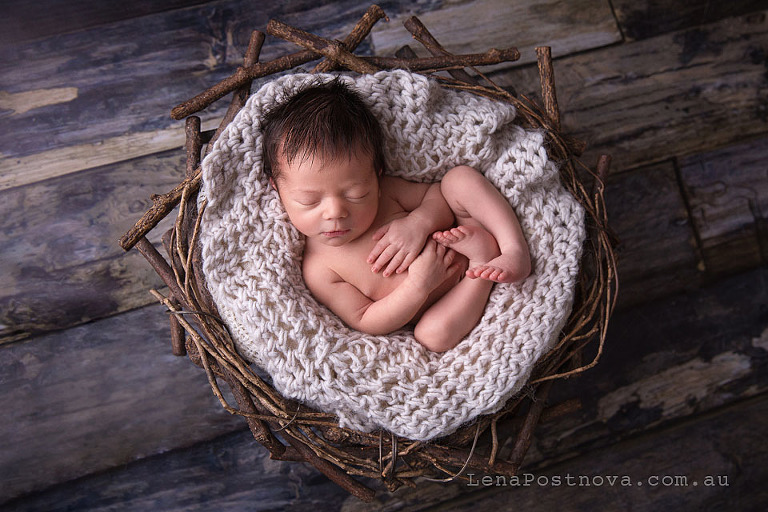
346, 192, 370, 202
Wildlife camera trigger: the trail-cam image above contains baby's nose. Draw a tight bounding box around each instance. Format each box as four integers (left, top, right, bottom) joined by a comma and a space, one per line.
323, 197, 348, 219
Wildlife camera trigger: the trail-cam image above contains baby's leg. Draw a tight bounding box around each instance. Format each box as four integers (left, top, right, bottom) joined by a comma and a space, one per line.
414, 225, 498, 352
435, 165, 531, 283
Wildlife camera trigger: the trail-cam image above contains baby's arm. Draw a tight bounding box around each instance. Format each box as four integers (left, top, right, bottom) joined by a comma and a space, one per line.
368, 178, 454, 276
307, 241, 459, 335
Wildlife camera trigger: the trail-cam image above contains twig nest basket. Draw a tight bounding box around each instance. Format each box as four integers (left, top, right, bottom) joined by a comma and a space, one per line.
120, 5, 616, 501
199, 70, 585, 441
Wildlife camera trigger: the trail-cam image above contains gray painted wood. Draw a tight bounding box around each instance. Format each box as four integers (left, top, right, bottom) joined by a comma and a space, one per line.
0, 151, 184, 343
370, 0, 621, 70
493, 10, 768, 172
3, 0, 768, 508
612, 0, 768, 40
3, 264, 765, 507
392, 396, 768, 512
7, 12, 768, 342
1, 0, 213, 44
4, 295, 766, 509
604, 161, 702, 309
679, 135, 768, 277
0, 0, 622, 191
0, 305, 244, 501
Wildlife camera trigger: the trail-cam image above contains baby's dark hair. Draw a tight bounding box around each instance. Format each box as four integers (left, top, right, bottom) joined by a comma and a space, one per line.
262, 77, 386, 182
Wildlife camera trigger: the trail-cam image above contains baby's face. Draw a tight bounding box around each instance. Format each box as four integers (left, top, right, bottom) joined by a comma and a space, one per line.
273, 148, 379, 247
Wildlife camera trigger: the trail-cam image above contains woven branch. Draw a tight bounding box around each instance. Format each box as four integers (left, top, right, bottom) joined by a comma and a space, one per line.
119, 6, 617, 502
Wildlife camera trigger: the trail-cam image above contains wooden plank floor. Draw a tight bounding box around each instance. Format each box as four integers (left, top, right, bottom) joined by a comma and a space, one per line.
1, 0, 767, 509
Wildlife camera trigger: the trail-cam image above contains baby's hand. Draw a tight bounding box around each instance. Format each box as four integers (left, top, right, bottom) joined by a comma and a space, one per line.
407, 239, 460, 291
367, 217, 428, 276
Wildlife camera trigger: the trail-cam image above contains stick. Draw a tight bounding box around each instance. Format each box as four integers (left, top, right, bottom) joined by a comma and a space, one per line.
118, 172, 201, 251
403, 16, 478, 85
283, 430, 376, 502
223, 368, 287, 458
509, 381, 553, 470
134, 238, 186, 305
313, 5, 388, 73
536, 46, 560, 130
266, 19, 379, 74
364, 48, 519, 71
170, 5, 387, 119
204, 30, 266, 156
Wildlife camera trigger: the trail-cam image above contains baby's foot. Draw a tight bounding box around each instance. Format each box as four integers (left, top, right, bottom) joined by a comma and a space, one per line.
432, 225, 510, 282
433, 226, 527, 283
469, 254, 528, 283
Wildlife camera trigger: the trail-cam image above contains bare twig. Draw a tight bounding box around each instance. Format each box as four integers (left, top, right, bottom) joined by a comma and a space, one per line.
365, 48, 519, 71
536, 46, 560, 130
403, 16, 478, 85
119, 172, 201, 251
171, 5, 387, 119
267, 19, 379, 74
313, 5, 388, 73
204, 30, 266, 156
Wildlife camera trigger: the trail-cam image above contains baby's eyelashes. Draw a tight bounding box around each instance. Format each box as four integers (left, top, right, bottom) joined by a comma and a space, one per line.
346, 193, 369, 202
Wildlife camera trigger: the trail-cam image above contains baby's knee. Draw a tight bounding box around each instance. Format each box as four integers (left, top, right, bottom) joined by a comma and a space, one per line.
441, 165, 480, 192
414, 320, 461, 353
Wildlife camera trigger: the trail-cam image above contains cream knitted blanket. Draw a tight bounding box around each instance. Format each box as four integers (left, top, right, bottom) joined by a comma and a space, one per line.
199, 70, 585, 441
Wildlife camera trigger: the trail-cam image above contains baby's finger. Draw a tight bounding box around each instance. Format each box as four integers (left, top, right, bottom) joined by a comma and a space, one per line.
371, 245, 399, 272
396, 252, 417, 274
367, 239, 389, 264
383, 252, 407, 277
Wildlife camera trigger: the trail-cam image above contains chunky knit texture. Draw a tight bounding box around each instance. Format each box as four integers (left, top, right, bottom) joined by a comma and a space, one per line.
199, 70, 585, 441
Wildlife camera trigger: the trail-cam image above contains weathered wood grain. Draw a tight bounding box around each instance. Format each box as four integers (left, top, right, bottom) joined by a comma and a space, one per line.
3, 265, 764, 509
0, 150, 184, 343
492, 11, 768, 172
604, 161, 703, 308
5, 337, 766, 511
0, 304, 245, 503
370, 0, 621, 69
679, 135, 768, 277
533, 267, 768, 459
0, 428, 354, 512
393, 395, 768, 512
0, 0, 212, 44
0, 0, 623, 191
612, 0, 768, 40
0, 0, 380, 190
3, 2, 766, 508
342, 267, 768, 509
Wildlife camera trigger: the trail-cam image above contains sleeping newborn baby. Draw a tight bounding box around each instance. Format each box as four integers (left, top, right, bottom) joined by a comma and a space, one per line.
262, 78, 530, 352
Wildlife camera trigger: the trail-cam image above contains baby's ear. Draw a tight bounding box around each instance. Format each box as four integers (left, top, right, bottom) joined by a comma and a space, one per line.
269, 177, 277, 190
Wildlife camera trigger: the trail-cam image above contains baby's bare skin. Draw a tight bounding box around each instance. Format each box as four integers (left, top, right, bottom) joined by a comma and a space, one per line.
305, 182, 466, 313
273, 148, 530, 352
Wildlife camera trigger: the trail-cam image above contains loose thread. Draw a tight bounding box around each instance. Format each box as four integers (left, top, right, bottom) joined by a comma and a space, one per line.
421, 423, 481, 482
